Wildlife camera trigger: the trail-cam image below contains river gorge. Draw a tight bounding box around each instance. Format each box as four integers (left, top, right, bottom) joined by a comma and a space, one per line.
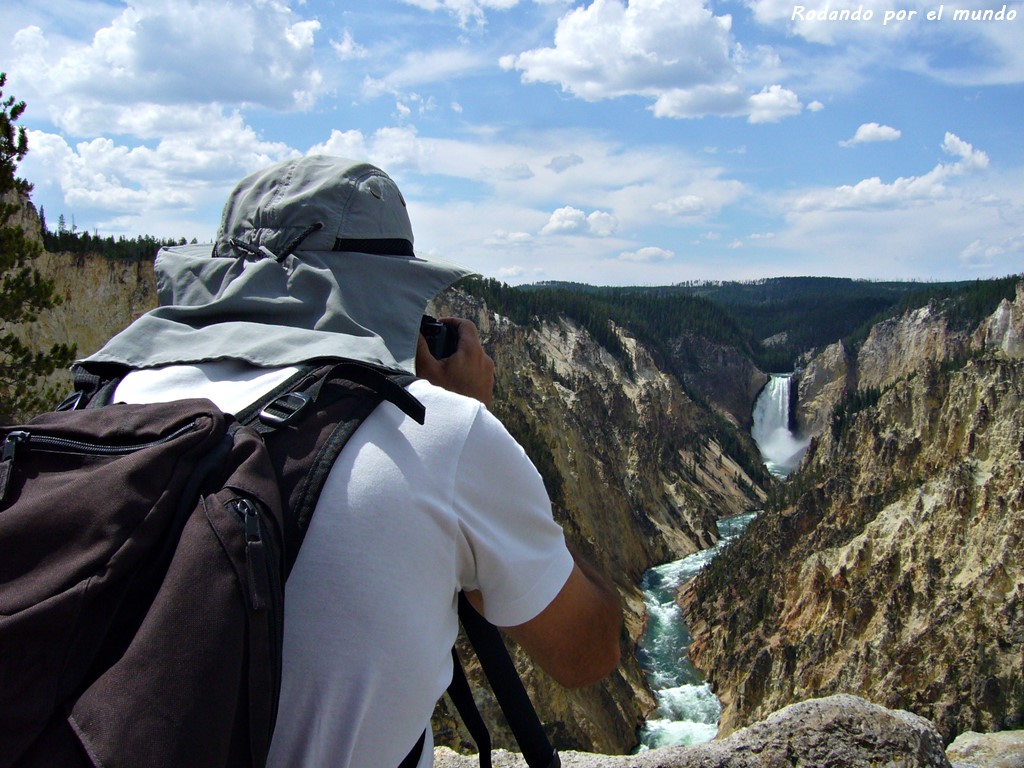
8, 213, 1024, 761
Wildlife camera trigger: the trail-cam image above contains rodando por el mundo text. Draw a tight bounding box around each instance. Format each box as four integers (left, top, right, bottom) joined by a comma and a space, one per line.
792, 4, 1019, 25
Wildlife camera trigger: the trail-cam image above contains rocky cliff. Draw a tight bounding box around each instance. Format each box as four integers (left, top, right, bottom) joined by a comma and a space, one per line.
667, 333, 768, 430
793, 340, 854, 437
683, 286, 1024, 743
435, 695, 956, 767
5, 208, 158, 406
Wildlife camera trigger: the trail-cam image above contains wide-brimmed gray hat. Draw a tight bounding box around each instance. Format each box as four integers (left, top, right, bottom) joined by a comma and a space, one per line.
84, 155, 473, 373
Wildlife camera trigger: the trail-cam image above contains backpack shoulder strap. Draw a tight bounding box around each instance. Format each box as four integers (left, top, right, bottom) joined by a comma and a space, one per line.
453, 593, 561, 768
238, 360, 423, 574
58, 362, 132, 410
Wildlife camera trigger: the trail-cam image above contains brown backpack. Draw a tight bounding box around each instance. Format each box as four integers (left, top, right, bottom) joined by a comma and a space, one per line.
0, 361, 422, 768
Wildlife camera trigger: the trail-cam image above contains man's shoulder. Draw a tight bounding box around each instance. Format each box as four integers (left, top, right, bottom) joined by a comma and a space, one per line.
404, 379, 516, 446
406, 377, 478, 408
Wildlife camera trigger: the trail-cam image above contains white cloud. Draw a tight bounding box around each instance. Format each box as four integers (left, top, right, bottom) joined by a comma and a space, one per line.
840, 122, 902, 147
398, 0, 521, 27
540, 206, 619, 236
308, 129, 371, 162
362, 48, 488, 98
746, 0, 1024, 86
503, 0, 802, 122
760, 137, 1019, 281
587, 210, 619, 236
651, 84, 749, 119
541, 206, 587, 234
498, 265, 527, 278
331, 29, 368, 60
9, 1, 325, 120
547, 153, 584, 173
484, 162, 535, 181
747, 84, 802, 123
286, 20, 321, 50
648, 175, 746, 220
21, 125, 297, 238
959, 233, 1024, 270
654, 194, 706, 216
487, 230, 535, 245
618, 246, 674, 262
795, 133, 988, 211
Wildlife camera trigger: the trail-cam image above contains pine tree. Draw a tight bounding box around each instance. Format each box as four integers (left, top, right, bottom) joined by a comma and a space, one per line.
0, 73, 75, 423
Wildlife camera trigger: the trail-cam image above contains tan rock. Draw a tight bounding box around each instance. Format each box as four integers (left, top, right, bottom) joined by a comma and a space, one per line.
976, 283, 1024, 359
434, 695, 951, 767
947, 730, 1024, 768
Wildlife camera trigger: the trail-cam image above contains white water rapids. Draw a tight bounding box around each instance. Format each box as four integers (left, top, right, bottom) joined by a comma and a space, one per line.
635, 512, 755, 749
635, 374, 807, 749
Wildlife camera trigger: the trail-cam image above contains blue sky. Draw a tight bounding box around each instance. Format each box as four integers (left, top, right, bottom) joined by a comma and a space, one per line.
1, 0, 1022, 285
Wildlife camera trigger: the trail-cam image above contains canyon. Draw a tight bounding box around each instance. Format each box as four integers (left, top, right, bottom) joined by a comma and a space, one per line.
7, 207, 1022, 762
684, 283, 1024, 745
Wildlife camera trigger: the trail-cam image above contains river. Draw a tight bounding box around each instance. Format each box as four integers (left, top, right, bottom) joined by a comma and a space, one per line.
635, 373, 806, 749
635, 511, 755, 748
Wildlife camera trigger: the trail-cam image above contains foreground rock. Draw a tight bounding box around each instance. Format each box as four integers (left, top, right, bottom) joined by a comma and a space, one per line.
947, 730, 1024, 768
434, 695, 951, 767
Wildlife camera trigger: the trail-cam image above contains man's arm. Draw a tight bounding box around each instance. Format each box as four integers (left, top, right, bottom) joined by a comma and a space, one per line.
468, 548, 621, 689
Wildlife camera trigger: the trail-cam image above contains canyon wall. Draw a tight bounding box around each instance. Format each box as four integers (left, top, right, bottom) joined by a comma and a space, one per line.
684, 286, 1024, 743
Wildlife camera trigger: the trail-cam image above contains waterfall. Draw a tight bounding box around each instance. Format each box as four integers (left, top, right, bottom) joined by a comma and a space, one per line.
751, 374, 810, 478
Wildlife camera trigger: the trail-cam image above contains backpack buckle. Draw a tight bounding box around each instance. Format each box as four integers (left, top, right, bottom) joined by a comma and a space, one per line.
56, 391, 88, 412
258, 391, 312, 428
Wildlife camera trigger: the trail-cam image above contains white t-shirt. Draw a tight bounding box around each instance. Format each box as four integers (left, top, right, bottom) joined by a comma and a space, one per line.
114, 361, 574, 768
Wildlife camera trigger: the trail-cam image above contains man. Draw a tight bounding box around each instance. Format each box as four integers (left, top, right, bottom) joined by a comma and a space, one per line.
82, 155, 621, 767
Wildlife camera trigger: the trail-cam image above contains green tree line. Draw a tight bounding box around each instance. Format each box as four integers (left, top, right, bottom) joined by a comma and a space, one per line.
0, 73, 75, 423
40, 210, 189, 261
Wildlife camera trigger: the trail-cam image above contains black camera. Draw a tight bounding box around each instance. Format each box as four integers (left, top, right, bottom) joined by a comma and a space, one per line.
420, 315, 459, 359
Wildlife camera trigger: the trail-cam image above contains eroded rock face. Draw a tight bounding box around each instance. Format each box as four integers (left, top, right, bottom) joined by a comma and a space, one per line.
433, 695, 952, 768
947, 729, 1024, 767
795, 288, 1024, 444
857, 304, 973, 393
977, 283, 1024, 359
794, 340, 854, 438
684, 292, 1024, 743
668, 333, 768, 429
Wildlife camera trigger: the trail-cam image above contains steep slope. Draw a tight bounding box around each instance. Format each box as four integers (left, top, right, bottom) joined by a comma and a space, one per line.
684, 286, 1024, 742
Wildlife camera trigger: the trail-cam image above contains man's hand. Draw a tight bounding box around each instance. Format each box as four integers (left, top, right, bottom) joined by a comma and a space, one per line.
415, 317, 495, 409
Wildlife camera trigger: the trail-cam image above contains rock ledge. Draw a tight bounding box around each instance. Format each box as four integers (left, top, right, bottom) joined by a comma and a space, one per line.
434, 694, 951, 767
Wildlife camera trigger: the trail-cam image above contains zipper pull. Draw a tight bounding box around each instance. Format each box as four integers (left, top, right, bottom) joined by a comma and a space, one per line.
235, 499, 271, 612
0, 431, 29, 506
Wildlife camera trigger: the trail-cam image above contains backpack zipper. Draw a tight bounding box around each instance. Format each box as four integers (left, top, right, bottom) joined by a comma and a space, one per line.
0, 421, 200, 504
2, 421, 200, 458
230, 495, 284, 751
231, 498, 273, 612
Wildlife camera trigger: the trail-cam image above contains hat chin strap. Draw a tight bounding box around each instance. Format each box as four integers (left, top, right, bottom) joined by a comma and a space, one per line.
226, 222, 326, 263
